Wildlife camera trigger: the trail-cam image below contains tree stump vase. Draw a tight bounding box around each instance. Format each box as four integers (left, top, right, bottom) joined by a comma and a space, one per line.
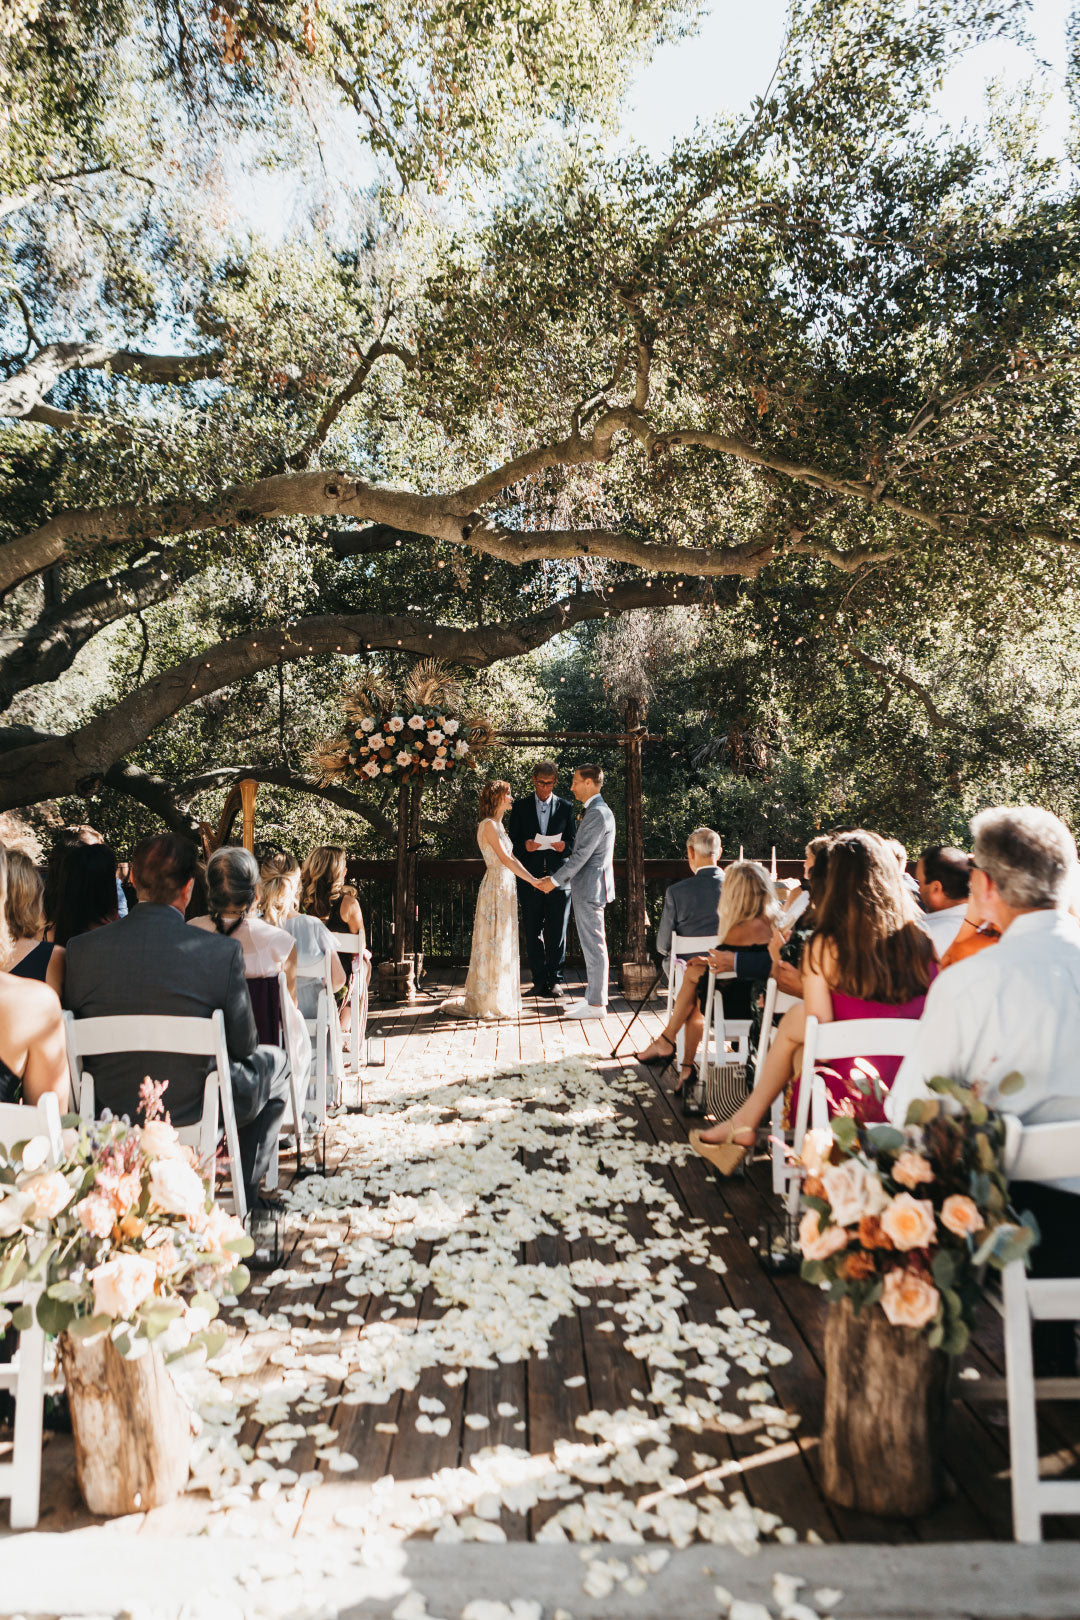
619, 961, 657, 1000
374, 953, 422, 1003
59, 1332, 194, 1516
821, 1297, 948, 1517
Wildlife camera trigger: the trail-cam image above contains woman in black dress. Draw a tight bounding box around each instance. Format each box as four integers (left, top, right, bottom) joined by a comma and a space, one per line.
0, 847, 69, 1106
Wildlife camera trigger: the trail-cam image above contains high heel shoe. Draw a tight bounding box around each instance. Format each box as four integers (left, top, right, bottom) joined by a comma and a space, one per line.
634, 1033, 676, 1069
689, 1124, 756, 1177
677, 1065, 704, 1116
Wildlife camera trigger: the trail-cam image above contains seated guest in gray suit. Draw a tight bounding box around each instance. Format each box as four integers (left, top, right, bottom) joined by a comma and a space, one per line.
64, 833, 290, 1214
655, 827, 724, 971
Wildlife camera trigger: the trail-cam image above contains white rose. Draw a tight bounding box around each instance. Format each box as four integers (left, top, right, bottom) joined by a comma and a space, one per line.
821, 1160, 889, 1227
21, 1135, 51, 1173
453, 740, 470, 758
407, 715, 425, 730
140, 1120, 185, 1161
21, 1170, 74, 1221
90, 1254, 157, 1320
443, 719, 460, 735
148, 1157, 206, 1220
429, 730, 444, 745
388, 717, 404, 732
0, 1189, 34, 1237
431, 757, 447, 771
362, 759, 381, 778
396, 751, 413, 767
369, 734, 386, 751
360, 718, 375, 732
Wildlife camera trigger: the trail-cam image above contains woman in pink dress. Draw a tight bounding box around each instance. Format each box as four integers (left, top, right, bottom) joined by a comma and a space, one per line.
691, 830, 936, 1174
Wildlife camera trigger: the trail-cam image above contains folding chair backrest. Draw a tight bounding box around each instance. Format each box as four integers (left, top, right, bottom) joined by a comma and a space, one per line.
329, 932, 368, 1084
666, 934, 719, 1061
795, 1014, 920, 1147
1004, 1117, 1080, 1185
63, 1010, 246, 1222
0, 1093, 62, 1163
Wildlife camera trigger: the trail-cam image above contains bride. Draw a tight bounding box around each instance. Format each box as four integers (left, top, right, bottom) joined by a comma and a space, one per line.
446, 778, 542, 1020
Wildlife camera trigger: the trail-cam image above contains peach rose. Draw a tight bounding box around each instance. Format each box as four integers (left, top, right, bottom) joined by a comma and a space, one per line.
76, 1193, 116, 1239
118, 1212, 146, 1241
110, 1169, 142, 1216
822, 1161, 889, 1227
881, 1267, 940, 1329
941, 1194, 984, 1238
880, 1193, 937, 1252
140, 1121, 185, 1161
90, 1253, 157, 1319
201, 1204, 246, 1251
799, 1209, 849, 1261
148, 1157, 206, 1220
800, 1128, 833, 1176
892, 1149, 934, 1190
21, 1170, 74, 1221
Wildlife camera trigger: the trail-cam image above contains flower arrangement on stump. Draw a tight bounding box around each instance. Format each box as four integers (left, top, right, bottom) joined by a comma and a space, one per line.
313, 660, 493, 788
0, 1079, 253, 1516
799, 1076, 1037, 1517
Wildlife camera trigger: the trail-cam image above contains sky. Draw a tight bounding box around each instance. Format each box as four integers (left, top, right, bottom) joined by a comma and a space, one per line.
228, 0, 1073, 236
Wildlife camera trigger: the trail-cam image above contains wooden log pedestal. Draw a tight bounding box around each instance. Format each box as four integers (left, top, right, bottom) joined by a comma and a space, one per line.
619, 961, 658, 1000
822, 1297, 948, 1518
374, 953, 423, 1003
59, 1331, 195, 1516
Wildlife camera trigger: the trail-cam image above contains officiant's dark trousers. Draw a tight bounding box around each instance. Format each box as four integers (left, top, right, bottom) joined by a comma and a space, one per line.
518, 879, 571, 989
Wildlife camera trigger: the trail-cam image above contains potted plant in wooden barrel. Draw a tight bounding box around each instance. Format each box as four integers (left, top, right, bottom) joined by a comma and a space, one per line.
798, 1077, 1036, 1517
0, 1080, 252, 1516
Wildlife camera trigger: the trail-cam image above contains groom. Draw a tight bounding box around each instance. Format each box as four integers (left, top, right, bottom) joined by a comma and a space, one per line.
508, 760, 576, 996
538, 763, 616, 1019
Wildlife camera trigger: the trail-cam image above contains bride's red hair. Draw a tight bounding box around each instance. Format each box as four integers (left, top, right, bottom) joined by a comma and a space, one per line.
478, 780, 511, 819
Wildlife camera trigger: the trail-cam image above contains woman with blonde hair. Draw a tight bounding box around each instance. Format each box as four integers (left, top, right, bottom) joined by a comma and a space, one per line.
692, 830, 936, 1174
445, 779, 543, 1021
261, 851, 346, 1021
4, 848, 65, 996
635, 861, 778, 1093
0, 846, 69, 1106
300, 845, 365, 976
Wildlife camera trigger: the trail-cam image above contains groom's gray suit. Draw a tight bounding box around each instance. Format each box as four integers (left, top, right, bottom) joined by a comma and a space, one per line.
551, 793, 617, 1006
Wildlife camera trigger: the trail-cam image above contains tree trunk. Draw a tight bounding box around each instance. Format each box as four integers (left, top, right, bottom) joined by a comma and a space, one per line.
59, 1332, 194, 1516
404, 777, 423, 957
822, 1297, 948, 1517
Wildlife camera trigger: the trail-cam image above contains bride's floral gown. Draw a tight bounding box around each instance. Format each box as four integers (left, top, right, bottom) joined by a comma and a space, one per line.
461, 818, 522, 1020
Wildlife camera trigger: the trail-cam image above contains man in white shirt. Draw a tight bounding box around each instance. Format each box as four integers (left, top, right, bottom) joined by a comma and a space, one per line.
915, 844, 971, 957
888, 806, 1080, 1374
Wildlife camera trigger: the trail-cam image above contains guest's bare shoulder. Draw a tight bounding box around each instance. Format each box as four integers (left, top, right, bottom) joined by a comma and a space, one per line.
0, 971, 61, 1036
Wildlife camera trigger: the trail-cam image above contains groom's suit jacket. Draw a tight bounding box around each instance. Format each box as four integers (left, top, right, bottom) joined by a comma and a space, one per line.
551, 794, 617, 906
507, 793, 577, 879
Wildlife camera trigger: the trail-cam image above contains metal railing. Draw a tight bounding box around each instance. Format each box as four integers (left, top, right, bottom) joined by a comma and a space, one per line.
347, 857, 805, 965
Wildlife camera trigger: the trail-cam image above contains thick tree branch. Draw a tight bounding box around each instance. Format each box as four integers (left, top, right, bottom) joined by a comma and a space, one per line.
288, 339, 417, 469
0, 554, 195, 709
177, 765, 399, 842
0, 726, 200, 838
0, 578, 726, 809
843, 643, 960, 732
0, 342, 223, 418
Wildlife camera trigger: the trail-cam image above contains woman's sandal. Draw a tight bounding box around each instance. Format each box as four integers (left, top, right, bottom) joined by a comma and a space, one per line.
689, 1124, 757, 1177
671, 1061, 696, 1096
634, 1033, 677, 1069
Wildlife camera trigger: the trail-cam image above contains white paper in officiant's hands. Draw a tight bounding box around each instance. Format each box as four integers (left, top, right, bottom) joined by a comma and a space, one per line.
533, 833, 560, 849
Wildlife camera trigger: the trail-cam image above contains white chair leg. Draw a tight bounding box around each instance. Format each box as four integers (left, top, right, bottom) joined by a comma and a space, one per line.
770, 1093, 787, 1197
1003, 1258, 1043, 1542
10, 1314, 45, 1529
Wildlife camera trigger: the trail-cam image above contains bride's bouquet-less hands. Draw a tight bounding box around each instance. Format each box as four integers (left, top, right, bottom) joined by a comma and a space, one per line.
0, 1079, 252, 1363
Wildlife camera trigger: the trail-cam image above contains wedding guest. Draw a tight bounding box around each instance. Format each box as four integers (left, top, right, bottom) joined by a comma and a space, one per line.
508, 761, 576, 997
300, 845, 365, 978
693, 831, 935, 1173
190, 846, 299, 1014
915, 844, 971, 957
260, 850, 345, 1021
654, 827, 724, 970
889, 806, 1080, 1375
64, 834, 289, 1213
885, 835, 921, 897
938, 865, 1001, 969
636, 861, 776, 1093
0, 846, 69, 1107
768, 840, 831, 1000
50, 842, 120, 946
4, 849, 65, 996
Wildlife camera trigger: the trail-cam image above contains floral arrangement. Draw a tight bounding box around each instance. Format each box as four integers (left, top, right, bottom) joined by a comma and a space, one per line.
798, 1077, 1037, 1354
0, 1081, 252, 1362
313, 661, 493, 788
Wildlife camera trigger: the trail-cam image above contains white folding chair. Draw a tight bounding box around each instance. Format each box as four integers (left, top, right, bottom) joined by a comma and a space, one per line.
700, 969, 752, 1089
263, 970, 310, 1189
756, 978, 803, 1195
665, 933, 718, 1067
787, 1015, 920, 1215
63, 1010, 248, 1223
295, 951, 337, 1132
995, 1117, 1080, 1542
0, 1092, 63, 1528
329, 932, 371, 1095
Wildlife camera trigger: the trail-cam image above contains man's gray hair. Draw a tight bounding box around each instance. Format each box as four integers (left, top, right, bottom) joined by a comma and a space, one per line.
970, 806, 1078, 910
687, 826, 722, 861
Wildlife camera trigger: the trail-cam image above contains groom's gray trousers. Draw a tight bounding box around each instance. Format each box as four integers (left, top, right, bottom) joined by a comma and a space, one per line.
571, 893, 609, 1007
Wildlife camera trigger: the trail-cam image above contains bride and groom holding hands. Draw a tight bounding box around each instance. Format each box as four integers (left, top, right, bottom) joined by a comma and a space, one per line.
450, 761, 616, 1022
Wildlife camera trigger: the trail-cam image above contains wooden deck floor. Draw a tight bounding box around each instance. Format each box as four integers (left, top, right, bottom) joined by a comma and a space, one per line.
24, 973, 1080, 1547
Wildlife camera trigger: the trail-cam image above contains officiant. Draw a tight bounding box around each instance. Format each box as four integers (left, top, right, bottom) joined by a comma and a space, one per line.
508, 761, 577, 997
